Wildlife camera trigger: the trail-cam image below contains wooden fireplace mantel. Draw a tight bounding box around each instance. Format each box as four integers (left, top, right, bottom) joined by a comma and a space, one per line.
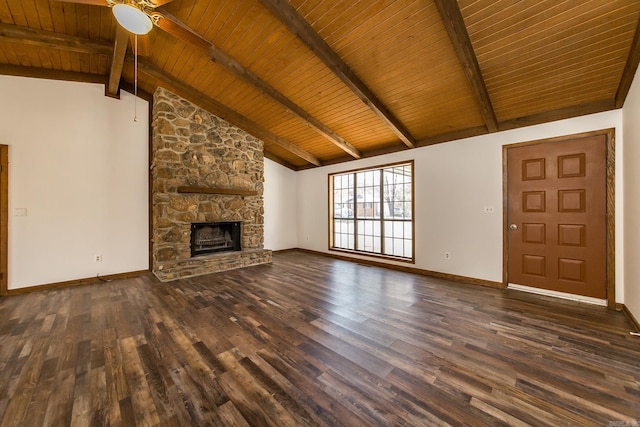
177, 186, 258, 196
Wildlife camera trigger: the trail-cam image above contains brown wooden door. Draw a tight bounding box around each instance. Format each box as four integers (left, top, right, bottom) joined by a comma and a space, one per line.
506, 135, 607, 299
0, 145, 7, 296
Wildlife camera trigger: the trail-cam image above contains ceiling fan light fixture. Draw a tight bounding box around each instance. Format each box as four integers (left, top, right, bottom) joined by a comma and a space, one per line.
112, 4, 153, 35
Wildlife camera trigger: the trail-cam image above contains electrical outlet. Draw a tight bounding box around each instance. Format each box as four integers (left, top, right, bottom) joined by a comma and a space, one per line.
483, 206, 495, 214
94, 254, 102, 263
444, 251, 451, 260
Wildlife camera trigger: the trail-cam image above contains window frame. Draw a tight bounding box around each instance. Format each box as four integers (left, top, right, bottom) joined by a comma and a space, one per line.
328, 160, 415, 263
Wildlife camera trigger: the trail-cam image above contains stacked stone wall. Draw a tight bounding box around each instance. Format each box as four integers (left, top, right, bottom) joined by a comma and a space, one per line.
152, 87, 271, 281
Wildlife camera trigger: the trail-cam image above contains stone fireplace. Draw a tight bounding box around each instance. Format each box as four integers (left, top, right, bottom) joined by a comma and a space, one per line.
190, 221, 241, 257
151, 87, 272, 281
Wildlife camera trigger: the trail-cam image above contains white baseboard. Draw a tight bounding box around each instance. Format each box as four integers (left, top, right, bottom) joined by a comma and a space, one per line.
507, 283, 607, 306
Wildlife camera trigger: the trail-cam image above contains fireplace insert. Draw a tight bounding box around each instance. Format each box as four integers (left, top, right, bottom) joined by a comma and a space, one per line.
190, 222, 241, 257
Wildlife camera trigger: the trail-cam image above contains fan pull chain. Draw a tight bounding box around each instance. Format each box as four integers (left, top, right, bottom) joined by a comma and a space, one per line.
134, 33, 139, 123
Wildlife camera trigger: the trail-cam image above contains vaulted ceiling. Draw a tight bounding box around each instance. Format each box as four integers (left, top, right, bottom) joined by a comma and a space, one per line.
1, 0, 639, 170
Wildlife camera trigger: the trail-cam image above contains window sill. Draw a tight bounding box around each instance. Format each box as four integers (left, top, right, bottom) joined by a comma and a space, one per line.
329, 247, 415, 264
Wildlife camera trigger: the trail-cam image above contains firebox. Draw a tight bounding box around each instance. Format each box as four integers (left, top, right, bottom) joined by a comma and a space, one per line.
190, 222, 241, 257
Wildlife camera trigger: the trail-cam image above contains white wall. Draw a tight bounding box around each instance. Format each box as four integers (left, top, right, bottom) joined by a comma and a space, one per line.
2, 75, 631, 310
297, 111, 625, 302
623, 66, 640, 322
0, 76, 149, 290
263, 158, 298, 250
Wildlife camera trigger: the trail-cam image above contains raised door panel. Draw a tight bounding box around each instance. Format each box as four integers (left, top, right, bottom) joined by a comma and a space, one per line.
507, 135, 606, 299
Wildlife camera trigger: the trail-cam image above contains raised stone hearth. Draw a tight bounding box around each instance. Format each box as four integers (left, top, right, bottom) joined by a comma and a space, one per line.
152, 87, 271, 281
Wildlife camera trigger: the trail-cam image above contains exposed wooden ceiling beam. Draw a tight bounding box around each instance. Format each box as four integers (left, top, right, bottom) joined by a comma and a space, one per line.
0, 23, 131, 97
134, 58, 322, 167
615, 14, 640, 108
154, 8, 361, 159
132, 34, 152, 57
499, 99, 615, 131
107, 26, 129, 98
0, 63, 107, 85
0, 22, 112, 55
257, 0, 416, 149
434, 0, 499, 133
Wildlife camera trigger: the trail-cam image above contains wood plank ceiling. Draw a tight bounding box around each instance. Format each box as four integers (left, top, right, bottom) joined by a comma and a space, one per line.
1, 0, 639, 170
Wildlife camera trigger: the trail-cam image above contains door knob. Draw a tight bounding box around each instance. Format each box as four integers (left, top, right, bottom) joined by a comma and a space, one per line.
509, 224, 518, 231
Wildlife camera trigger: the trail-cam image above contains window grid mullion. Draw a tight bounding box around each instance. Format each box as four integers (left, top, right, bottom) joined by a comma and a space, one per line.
353, 172, 358, 252
380, 168, 385, 255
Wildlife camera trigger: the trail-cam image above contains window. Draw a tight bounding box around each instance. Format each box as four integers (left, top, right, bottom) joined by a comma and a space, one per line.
329, 161, 414, 261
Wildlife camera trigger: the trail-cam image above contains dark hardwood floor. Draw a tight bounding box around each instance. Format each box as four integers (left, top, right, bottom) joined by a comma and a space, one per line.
0, 251, 638, 426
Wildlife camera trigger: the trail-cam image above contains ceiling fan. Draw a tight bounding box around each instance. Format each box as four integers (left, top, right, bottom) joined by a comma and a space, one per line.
52, 0, 208, 112
52, 0, 199, 57
53, 0, 212, 101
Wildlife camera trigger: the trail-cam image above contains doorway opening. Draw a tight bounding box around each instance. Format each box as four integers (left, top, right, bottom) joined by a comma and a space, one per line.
0, 145, 7, 296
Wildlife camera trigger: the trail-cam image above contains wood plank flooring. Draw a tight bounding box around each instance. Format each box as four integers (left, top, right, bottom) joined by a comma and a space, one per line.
0, 250, 639, 426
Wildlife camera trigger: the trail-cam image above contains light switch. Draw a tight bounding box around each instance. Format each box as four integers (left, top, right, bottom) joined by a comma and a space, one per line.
14, 208, 27, 216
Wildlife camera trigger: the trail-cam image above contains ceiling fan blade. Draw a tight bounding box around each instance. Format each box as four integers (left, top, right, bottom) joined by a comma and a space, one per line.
130, 33, 151, 56
52, 0, 108, 5
152, 9, 212, 52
